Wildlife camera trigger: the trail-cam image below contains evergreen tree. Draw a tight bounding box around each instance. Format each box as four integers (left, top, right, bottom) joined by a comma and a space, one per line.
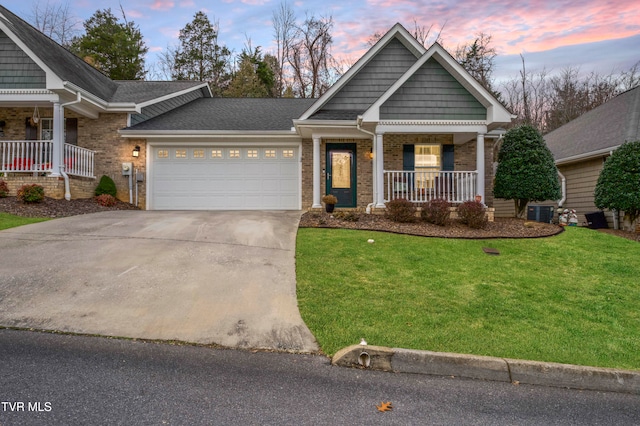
595, 140, 640, 224
70, 8, 147, 80
225, 48, 276, 97
173, 11, 231, 96
493, 125, 562, 218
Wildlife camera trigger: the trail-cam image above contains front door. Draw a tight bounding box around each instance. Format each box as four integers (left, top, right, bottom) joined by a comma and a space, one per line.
326, 143, 356, 207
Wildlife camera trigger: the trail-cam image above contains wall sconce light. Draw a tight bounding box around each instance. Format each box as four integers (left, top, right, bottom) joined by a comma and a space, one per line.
132, 145, 140, 157
364, 149, 374, 160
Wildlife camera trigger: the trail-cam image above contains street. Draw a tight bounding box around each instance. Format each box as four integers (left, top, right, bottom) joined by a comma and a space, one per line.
1, 329, 638, 425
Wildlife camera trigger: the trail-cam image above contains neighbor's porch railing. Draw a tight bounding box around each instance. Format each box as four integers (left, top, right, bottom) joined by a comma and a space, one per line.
385, 170, 478, 204
1, 141, 95, 178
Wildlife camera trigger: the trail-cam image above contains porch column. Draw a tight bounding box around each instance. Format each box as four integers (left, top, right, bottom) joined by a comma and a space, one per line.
375, 132, 385, 208
476, 133, 485, 204
312, 136, 322, 208
50, 102, 63, 177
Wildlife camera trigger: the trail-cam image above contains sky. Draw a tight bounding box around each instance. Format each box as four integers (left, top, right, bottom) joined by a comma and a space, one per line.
3, 0, 640, 82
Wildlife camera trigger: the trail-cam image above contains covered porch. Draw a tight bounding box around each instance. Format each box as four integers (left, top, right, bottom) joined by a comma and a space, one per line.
1, 140, 95, 177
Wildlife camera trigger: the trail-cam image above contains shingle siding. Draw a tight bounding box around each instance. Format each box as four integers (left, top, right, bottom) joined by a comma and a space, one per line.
0, 30, 46, 88
381, 57, 486, 120
318, 37, 418, 114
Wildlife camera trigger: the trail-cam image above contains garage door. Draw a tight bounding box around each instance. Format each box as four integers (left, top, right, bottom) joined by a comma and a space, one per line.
150, 146, 300, 210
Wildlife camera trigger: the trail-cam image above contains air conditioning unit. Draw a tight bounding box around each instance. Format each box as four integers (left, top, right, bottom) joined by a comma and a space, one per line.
527, 205, 555, 223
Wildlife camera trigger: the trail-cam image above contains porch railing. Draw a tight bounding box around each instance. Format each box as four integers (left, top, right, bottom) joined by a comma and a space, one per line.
0, 141, 95, 178
385, 170, 478, 204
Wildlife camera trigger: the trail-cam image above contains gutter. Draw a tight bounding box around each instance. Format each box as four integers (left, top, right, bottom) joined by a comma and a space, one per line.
356, 116, 377, 213
557, 170, 566, 207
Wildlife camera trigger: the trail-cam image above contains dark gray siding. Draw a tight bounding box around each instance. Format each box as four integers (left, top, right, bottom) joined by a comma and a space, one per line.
381, 57, 486, 120
319, 37, 417, 114
129, 88, 206, 126
0, 30, 46, 88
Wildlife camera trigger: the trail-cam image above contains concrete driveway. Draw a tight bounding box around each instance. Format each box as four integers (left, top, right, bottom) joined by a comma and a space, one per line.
0, 211, 318, 352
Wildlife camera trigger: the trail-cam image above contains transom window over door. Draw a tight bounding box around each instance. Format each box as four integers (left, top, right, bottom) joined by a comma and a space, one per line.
415, 144, 441, 189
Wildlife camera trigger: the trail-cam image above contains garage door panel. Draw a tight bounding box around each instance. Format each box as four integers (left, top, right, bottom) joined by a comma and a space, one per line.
151, 145, 300, 210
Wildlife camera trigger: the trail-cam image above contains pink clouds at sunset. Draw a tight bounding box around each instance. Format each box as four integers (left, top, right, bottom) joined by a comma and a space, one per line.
3, 0, 639, 80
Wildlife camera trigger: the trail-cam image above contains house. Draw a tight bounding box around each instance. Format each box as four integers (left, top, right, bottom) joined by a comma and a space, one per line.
1, 5, 513, 213
543, 85, 640, 228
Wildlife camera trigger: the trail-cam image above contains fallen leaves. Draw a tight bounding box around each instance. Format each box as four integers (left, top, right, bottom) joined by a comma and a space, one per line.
376, 401, 393, 412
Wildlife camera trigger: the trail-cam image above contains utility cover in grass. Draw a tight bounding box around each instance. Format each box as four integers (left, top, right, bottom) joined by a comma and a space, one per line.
483, 247, 500, 255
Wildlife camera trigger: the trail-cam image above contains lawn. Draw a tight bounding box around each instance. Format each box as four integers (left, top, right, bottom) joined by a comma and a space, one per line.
0, 213, 50, 230
296, 227, 640, 370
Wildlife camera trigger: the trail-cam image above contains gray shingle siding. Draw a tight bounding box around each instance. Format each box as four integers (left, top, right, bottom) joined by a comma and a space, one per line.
381, 57, 486, 120
318, 37, 418, 115
0, 30, 46, 88
130, 88, 206, 126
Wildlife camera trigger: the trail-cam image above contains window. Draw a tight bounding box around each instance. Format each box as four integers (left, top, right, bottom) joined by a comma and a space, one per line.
415, 144, 441, 189
265, 149, 276, 158
40, 118, 53, 140
175, 149, 187, 158
211, 149, 223, 158
247, 149, 258, 158
282, 149, 294, 158
229, 149, 240, 158
157, 149, 169, 158
193, 149, 205, 158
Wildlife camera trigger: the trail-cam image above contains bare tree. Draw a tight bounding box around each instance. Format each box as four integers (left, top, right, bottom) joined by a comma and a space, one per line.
455, 33, 499, 99
367, 20, 445, 47
501, 56, 550, 130
30, 0, 80, 47
288, 14, 334, 98
272, 1, 296, 97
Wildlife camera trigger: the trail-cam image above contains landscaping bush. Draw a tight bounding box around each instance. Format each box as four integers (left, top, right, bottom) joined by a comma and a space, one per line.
421, 198, 451, 226
0, 180, 9, 198
17, 184, 44, 203
95, 194, 118, 207
95, 175, 117, 197
385, 198, 417, 223
457, 200, 488, 229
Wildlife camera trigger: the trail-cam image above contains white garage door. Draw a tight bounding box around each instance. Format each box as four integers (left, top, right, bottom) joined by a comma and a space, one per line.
150, 146, 300, 210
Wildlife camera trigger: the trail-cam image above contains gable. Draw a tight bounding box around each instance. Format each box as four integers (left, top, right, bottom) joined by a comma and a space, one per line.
0, 29, 45, 88
315, 37, 419, 116
381, 57, 486, 120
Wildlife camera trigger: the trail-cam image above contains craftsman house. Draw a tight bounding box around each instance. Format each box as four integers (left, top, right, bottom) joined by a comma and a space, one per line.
1, 5, 513, 212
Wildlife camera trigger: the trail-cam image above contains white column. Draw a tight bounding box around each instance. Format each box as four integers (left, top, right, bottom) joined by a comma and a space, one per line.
476, 133, 485, 204
375, 132, 385, 207
371, 137, 376, 207
49, 102, 62, 177
312, 136, 322, 208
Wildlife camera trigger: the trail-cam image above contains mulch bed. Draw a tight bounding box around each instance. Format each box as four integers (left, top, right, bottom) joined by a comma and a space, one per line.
299, 211, 564, 239
0, 196, 139, 218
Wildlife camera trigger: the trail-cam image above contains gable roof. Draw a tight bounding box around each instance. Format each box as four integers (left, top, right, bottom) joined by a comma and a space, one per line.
545, 85, 640, 164
361, 42, 512, 126
0, 5, 118, 100
299, 23, 425, 121
122, 98, 316, 133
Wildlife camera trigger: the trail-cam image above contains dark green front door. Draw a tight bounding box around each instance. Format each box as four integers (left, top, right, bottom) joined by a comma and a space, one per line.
326, 143, 356, 208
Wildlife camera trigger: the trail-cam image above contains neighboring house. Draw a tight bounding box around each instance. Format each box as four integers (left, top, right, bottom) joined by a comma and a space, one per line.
1, 5, 513, 212
542, 85, 640, 228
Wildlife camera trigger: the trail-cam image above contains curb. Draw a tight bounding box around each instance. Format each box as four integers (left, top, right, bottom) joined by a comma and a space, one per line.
331, 345, 640, 395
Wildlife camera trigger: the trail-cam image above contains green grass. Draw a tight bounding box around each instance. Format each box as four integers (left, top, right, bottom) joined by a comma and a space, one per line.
296, 227, 640, 370
0, 213, 50, 230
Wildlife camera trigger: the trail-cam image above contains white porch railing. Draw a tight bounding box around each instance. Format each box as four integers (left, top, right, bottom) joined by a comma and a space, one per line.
0, 141, 95, 178
385, 170, 478, 204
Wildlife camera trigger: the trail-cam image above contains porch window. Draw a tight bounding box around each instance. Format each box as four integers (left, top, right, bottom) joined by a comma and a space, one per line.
40, 118, 53, 140
415, 144, 440, 189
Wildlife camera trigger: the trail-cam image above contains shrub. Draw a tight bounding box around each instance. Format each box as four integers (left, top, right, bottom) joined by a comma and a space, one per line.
334, 211, 360, 222
95, 175, 117, 197
457, 200, 488, 229
321, 194, 338, 204
385, 198, 417, 223
17, 184, 44, 203
0, 180, 9, 198
421, 198, 451, 226
95, 194, 118, 207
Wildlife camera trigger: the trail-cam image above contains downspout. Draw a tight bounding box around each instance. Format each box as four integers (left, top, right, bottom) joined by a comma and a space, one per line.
357, 117, 376, 214
557, 170, 566, 208
59, 92, 82, 201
